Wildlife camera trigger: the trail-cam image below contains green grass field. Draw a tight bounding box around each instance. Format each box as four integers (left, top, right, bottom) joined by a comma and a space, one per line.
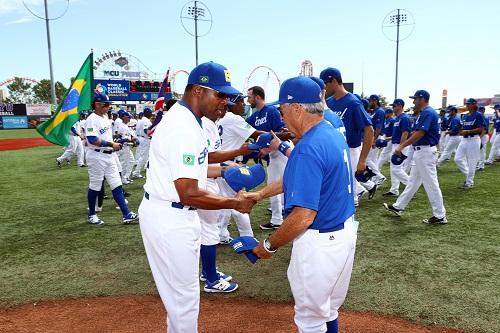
0, 136, 499, 333
0, 129, 40, 139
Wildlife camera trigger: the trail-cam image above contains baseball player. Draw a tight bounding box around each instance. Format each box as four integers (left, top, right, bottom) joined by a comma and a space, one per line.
486, 104, 500, 165
366, 94, 387, 184
438, 108, 450, 151
477, 106, 489, 171
320, 67, 376, 206
308, 76, 346, 136
383, 99, 410, 197
454, 98, 485, 188
248, 76, 357, 333
84, 92, 138, 225
377, 108, 396, 170
55, 113, 86, 168
132, 108, 153, 178
246, 86, 293, 230
138, 62, 255, 333
437, 106, 461, 166
383, 90, 447, 224
116, 112, 137, 184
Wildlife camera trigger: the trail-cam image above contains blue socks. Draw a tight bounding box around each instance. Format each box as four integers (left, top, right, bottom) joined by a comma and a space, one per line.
87, 189, 99, 216
200, 245, 218, 283
112, 186, 130, 217
326, 319, 338, 333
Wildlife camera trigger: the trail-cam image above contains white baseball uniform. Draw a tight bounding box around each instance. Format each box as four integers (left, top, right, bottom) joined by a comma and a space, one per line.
139, 101, 208, 333
486, 115, 500, 163
133, 116, 152, 177
116, 121, 136, 182
56, 122, 85, 166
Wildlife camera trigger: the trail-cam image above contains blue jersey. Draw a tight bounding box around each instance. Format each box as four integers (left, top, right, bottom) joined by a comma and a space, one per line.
371, 107, 386, 130
283, 120, 355, 231
382, 117, 396, 137
447, 115, 461, 136
391, 113, 411, 144
324, 108, 346, 138
494, 114, 500, 132
326, 93, 372, 148
245, 105, 285, 132
482, 115, 489, 132
439, 115, 449, 131
412, 106, 440, 146
461, 111, 484, 131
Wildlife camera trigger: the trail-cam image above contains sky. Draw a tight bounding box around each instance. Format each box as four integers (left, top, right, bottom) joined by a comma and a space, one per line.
1, 0, 499, 108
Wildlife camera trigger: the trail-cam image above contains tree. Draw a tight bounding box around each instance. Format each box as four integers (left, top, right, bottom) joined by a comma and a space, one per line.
32, 80, 67, 104
7, 77, 34, 103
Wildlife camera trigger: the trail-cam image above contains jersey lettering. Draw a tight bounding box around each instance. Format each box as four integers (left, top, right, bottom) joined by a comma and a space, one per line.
198, 147, 208, 165
254, 116, 267, 126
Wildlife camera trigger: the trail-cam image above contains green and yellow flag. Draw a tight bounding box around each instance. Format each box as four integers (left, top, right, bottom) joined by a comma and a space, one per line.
37, 53, 94, 146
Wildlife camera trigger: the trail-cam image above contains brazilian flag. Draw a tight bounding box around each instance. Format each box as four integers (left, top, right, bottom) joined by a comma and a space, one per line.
37, 53, 94, 146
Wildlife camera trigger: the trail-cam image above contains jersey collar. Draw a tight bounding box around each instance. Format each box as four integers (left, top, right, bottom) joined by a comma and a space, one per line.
178, 100, 202, 128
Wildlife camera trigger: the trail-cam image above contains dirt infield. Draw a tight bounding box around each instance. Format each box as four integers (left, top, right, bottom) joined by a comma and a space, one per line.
0, 295, 463, 333
0, 138, 53, 151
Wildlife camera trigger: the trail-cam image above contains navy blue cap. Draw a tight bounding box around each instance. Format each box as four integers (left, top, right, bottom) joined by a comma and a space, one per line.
319, 67, 342, 83
391, 153, 408, 165
409, 90, 430, 100
478, 106, 485, 112
309, 76, 325, 90
121, 111, 131, 118
447, 106, 458, 113
385, 108, 394, 114
494, 104, 500, 110
187, 61, 241, 95
361, 99, 369, 109
227, 94, 246, 106
368, 94, 380, 101
465, 98, 477, 105
390, 98, 405, 107
143, 107, 152, 114
268, 76, 321, 106
93, 92, 109, 103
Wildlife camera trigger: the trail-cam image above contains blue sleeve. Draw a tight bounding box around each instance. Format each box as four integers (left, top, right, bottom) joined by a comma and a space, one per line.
71, 127, 78, 136
477, 114, 485, 129
352, 102, 372, 130
375, 110, 385, 129
416, 112, 432, 133
87, 136, 98, 145
400, 117, 410, 133
245, 112, 256, 127
286, 152, 323, 211
268, 108, 285, 131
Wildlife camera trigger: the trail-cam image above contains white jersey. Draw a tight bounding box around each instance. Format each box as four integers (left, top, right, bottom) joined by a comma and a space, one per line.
128, 118, 138, 131
113, 117, 123, 135
202, 117, 222, 189
144, 101, 208, 202
116, 121, 134, 141
136, 117, 152, 138
216, 112, 255, 162
84, 112, 113, 149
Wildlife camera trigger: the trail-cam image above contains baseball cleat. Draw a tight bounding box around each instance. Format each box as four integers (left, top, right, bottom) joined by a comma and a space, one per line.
368, 184, 378, 200
200, 270, 232, 282
79, 164, 87, 167
66, 159, 70, 165
357, 190, 367, 201
123, 212, 138, 224
259, 222, 280, 230
218, 237, 233, 245
463, 182, 474, 189
203, 279, 238, 293
132, 174, 144, 179
88, 215, 104, 225
383, 203, 402, 216
382, 191, 398, 197
375, 177, 387, 186
485, 161, 492, 165
56, 159, 62, 168
422, 216, 448, 225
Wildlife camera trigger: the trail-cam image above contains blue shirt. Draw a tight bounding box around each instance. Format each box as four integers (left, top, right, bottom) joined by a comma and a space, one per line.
326, 93, 372, 148
412, 106, 440, 146
447, 115, 461, 136
494, 114, 500, 132
245, 105, 285, 132
382, 117, 396, 137
283, 120, 355, 231
391, 113, 411, 144
439, 115, 449, 131
482, 115, 489, 131
371, 107, 386, 130
461, 111, 484, 131
324, 108, 346, 138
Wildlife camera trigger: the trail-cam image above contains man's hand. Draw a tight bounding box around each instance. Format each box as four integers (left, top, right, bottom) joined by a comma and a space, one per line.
239, 143, 252, 155
356, 159, 367, 174
252, 241, 273, 260
234, 190, 257, 213
112, 142, 122, 151
276, 130, 295, 141
240, 191, 264, 203
394, 145, 402, 156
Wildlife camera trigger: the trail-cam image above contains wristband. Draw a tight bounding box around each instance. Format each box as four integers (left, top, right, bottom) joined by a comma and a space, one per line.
220, 167, 226, 178
100, 140, 112, 148
278, 141, 290, 156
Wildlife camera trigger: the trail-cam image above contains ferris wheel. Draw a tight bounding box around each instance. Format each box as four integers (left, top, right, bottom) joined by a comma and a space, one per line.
93, 50, 164, 81
171, 70, 190, 96
244, 65, 281, 101
0, 77, 40, 88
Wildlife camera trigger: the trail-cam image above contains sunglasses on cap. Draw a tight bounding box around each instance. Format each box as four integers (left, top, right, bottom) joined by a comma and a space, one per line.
199, 85, 229, 99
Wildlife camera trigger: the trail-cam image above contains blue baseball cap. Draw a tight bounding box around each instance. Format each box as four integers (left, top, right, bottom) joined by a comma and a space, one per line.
391, 153, 408, 165
494, 104, 500, 110
93, 92, 109, 103
309, 76, 325, 90
268, 76, 321, 106
478, 106, 485, 112
409, 90, 430, 100
143, 107, 152, 113
187, 61, 241, 95
227, 94, 246, 106
390, 98, 405, 107
447, 106, 458, 113
222, 164, 266, 192
121, 111, 131, 118
319, 67, 342, 83
368, 94, 380, 101
385, 108, 394, 114
465, 98, 477, 105
248, 132, 273, 151
361, 99, 369, 109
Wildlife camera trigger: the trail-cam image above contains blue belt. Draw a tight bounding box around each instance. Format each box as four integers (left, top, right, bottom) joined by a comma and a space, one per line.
310, 223, 344, 233
144, 192, 196, 210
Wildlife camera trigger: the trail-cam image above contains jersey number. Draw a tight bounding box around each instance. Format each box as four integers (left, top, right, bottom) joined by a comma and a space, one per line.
343, 149, 352, 194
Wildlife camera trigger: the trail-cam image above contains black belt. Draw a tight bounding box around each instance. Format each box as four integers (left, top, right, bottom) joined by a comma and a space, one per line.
463, 134, 477, 138
94, 149, 113, 154
449, 134, 458, 136
144, 192, 196, 210
413, 145, 435, 151
310, 223, 344, 233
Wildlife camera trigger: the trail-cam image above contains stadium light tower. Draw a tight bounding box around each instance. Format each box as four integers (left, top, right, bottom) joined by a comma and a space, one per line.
181, 1, 213, 66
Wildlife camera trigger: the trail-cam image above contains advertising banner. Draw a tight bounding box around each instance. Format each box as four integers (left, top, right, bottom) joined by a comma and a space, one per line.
0, 103, 27, 116
94, 80, 160, 101
95, 79, 130, 101
26, 104, 52, 116
1, 116, 28, 129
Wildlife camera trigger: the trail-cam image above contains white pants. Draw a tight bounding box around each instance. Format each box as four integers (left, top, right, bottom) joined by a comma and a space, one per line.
198, 180, 221, 246
133, 137, 150, 176
119, 144, 136, 181
139, 195, 201, 333
349, 147, 375, 203
439, 132, 448, 151
437, 135, 461, 166
478, 135, 489, 168
377, 142, 393, 171
86, 149, 122, 191
268, 151, 287, 225
394, 146, 446, 219
404, 147, 414, 173
487, 132, 500, 163
216, 178, 254, 242
57, 135, 84, 166
288, 217, 357, 333
454, 136, 481, 186
389, 146, 409, 195
366, 145, 384, 180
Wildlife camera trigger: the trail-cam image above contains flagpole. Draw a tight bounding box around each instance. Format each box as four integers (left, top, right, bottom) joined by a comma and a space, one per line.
43, 0, 57, 105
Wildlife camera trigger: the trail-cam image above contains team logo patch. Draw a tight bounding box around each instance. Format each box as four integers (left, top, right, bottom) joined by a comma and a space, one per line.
183, 154, 195, 166
200, 76, 209, 83
87, 128, 94, 132
239, 168, 250, 176
245, 123, 251, 129
224, 70, 231, 82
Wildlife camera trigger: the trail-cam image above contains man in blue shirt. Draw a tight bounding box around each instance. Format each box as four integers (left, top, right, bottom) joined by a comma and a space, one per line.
384, 99, 410, 197
438, 108, 450, 152
383, 90, 447, 225
367, 94, 388, 185
454, 98, 485, 188
477, 106, 489, 170
376, 108, 396, 172
320, 67, 377, 205
486, 104, 500, 164
246, 86, 292, 230
248, 76, 357, 333
437, 106, 461, 166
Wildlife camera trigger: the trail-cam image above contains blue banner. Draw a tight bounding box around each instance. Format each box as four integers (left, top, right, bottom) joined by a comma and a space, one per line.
1, 116, 28, 129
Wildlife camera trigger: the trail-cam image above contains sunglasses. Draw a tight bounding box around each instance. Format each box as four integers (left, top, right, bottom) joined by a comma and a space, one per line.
97, 102, 111, 107
199, 85, 229, 99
